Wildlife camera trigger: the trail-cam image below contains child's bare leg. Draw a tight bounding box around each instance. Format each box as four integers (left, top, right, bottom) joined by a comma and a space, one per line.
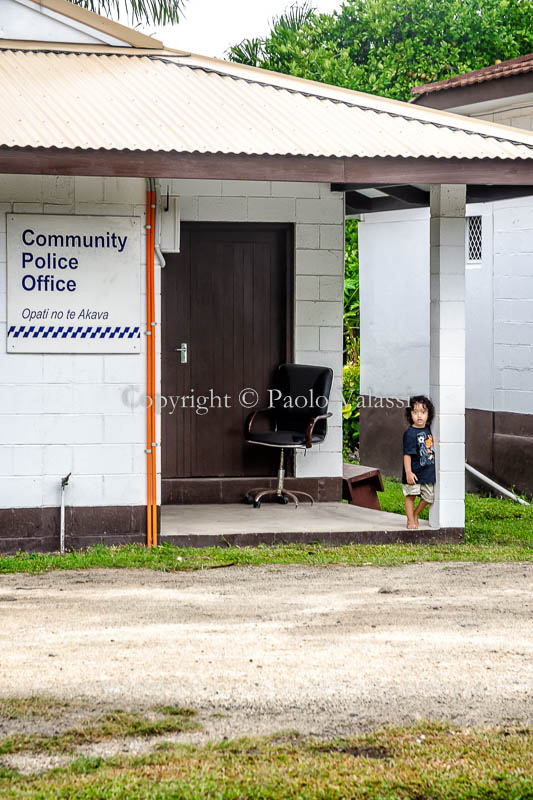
414, 499, 429, 525
404, 496, 417, 529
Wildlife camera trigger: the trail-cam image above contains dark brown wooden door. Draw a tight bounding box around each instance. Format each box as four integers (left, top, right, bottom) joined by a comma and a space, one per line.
162, 223, 292, 479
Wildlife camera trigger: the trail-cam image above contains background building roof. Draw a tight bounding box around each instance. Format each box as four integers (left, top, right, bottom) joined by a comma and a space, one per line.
412, 53, 533, 97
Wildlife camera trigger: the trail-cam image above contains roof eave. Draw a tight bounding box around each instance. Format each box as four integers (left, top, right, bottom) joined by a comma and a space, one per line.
2, 148, 533, 186
412, 71, 533, 111
0, 40, 182, 56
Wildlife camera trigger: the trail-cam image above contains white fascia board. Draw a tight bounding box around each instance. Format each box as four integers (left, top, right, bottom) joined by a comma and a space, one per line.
1, 0, 131, 46
446, 92, 533, 118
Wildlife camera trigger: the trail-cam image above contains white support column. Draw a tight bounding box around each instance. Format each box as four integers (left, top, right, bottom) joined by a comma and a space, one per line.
429, 185, 466, 530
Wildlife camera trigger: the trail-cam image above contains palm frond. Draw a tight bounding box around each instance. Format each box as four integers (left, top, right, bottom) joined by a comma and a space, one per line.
227, 37, 264, 67
68, 0, 186, 27
271, 1, 316, 32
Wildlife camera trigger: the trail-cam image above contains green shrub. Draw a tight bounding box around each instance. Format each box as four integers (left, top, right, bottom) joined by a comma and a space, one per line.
344, 220, 359, 350
343, 220, 360, 462
342, 357, 360, 461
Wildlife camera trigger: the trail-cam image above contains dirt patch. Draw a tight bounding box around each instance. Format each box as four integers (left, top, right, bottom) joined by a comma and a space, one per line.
0, 561, 532, 771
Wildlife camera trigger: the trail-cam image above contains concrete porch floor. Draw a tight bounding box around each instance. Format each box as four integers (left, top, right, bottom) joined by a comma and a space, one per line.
160, 503, 461, 547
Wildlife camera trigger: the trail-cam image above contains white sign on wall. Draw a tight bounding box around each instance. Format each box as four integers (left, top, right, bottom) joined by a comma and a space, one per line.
7, 214, 141, 353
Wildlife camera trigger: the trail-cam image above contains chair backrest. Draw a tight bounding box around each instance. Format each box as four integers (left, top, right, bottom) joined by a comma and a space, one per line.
272, 364, 333, 442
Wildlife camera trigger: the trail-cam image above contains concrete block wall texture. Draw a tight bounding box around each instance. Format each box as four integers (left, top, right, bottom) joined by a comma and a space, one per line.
164, 178, 344, 478
468, 108, 533, 415
429, 184, 466, 529
477, 108, 533, 131
358, 196, 533, 417
0, 175, 344, 514
0, 175, 148, 509
492, 200, 533, 414
463, 204, 494, 412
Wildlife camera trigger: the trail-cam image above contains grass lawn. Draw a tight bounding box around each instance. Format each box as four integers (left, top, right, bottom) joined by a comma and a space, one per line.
379, 477, 533, 547
1, 484, 532, 797
0, 723, 532, 799
0, 478, 531, 574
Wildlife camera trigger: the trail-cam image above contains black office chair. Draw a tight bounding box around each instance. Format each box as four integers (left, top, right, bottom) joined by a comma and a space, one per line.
244, 364, 333, 508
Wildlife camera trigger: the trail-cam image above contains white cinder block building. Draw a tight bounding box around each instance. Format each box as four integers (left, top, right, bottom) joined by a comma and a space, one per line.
2, 0, 533, 550
357, 55, 533, 497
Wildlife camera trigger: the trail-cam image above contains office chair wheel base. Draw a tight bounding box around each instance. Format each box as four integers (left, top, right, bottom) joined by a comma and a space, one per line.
253, 499, 261, 509
277, 495, 289, 504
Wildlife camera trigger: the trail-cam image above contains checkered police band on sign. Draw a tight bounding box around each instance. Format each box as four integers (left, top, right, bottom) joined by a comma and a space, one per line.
7, 215, 141, 353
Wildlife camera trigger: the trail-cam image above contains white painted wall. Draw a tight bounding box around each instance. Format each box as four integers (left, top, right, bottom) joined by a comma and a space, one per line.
161, 178, 344, 479
0, 0, 130, 46
0, 175, 344, 511
0, 175, 148, 510
479, 106, 533, 414
476, 107, 533, 131
492, 195, 533, 414
358, 207, 430, 400
462, 106, 533, 414
464, 204, 493, 412
462, 105, 533, 414
359, 100, 533, 424
428, 184, 466, 529
359, 195, 533, 418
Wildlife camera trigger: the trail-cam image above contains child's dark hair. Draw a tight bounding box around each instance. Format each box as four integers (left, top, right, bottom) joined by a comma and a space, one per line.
405, 395, 435, 425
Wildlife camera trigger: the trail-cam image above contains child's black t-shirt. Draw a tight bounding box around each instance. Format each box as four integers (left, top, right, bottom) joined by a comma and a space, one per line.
402, 425, 436, 484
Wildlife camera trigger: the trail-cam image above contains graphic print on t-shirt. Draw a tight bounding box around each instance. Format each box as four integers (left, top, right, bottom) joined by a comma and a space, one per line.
417, 431, 435, 467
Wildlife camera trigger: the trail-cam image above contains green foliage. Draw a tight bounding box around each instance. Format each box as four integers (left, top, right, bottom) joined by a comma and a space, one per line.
344, 219, 359, 352
229, 8, 349, 87
67, 0, 186, 26
342, 356, 360, 459
229, 0, 533, 102
343, 219, 360, 457
229, 37, 264, 66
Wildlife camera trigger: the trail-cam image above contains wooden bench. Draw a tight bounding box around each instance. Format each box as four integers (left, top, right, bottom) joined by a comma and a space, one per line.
342, 463, 384, 511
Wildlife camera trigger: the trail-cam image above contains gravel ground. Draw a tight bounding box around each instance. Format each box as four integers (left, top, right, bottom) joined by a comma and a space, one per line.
1, 561, 532, 770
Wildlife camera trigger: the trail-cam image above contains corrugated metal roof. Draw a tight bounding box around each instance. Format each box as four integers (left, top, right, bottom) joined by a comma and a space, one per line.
412, 53, 533, 96
3, 48, 533, 159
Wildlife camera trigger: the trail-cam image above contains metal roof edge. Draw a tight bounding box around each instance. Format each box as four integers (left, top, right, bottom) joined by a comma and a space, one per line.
0, 40, 183, 56
1, 145, 530, 158
3, 44, 533, 151
173, 51, 533, 146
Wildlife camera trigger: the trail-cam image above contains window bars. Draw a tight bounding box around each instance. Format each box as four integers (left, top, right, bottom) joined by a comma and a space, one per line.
467, 215, 482, 262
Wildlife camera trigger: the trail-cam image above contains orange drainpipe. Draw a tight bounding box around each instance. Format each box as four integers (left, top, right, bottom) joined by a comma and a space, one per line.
149, 191, 157, 543
145, 189, 157, 547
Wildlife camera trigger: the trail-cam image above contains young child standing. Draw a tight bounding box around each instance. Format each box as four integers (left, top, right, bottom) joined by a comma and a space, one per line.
402, 395, 436, 529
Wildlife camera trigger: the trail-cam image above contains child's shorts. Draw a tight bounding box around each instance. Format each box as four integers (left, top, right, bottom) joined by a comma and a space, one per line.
402, 483, 435, 503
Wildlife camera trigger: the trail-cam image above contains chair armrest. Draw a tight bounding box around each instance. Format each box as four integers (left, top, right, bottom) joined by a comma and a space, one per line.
246, 407, 277, 435
305, 413, 332, 448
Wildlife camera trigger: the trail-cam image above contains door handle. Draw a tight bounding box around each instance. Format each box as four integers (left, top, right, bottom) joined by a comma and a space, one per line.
174, 343, 188, 363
